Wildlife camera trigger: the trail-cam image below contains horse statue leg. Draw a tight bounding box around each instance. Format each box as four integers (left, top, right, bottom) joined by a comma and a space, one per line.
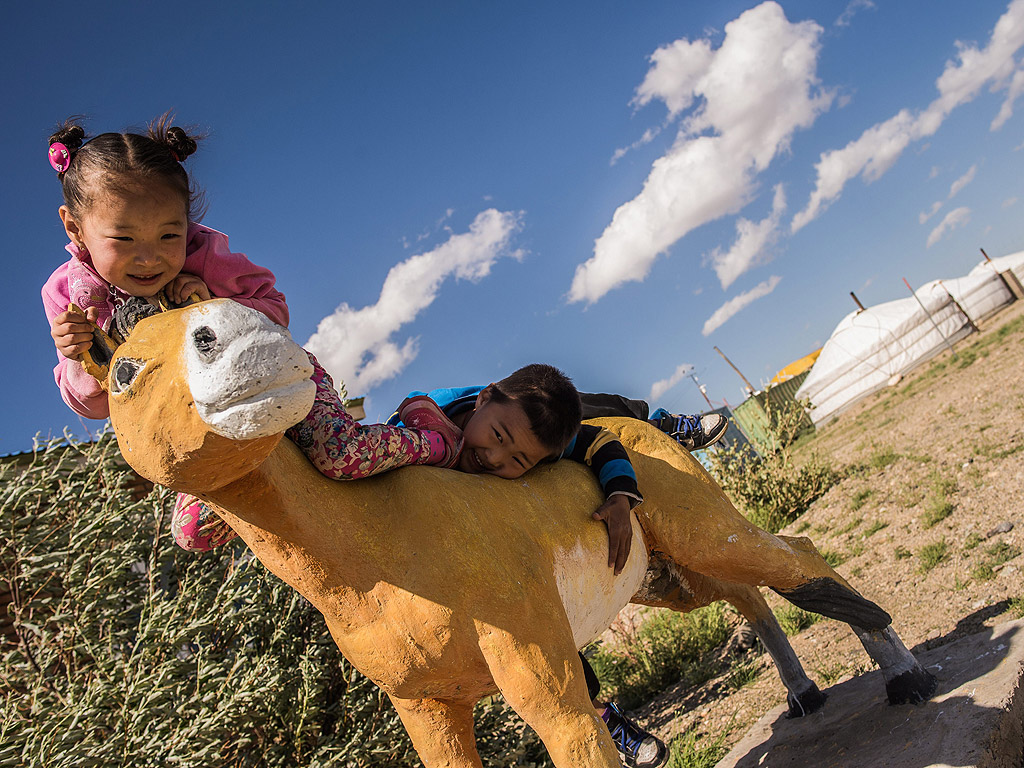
478, 621, 621, 767
634, 558, 827, 717
641, 493, 936, 704
389, 695, 484, 768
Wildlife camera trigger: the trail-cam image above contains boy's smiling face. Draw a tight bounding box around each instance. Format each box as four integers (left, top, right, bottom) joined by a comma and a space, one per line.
457, 388, 555, 479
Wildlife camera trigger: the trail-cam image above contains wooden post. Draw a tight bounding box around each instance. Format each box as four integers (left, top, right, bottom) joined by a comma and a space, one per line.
714, 346, 756, 395
980, 248, 1022, 301
850, 291, 866, 312
938, 280, 979, 333
902, 277, 957, 360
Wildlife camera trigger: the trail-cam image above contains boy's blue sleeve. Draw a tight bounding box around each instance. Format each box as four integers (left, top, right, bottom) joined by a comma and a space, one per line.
561, 425, 642, 506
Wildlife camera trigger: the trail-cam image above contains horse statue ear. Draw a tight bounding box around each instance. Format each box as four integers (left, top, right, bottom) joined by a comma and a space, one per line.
69, 302, 120, 390
75, 293, 203, 388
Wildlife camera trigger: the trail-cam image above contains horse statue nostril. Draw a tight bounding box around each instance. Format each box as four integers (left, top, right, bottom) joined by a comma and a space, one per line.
193, 326, 218, 356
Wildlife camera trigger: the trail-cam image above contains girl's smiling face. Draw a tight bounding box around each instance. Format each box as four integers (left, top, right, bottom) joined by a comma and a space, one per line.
457, 388, 554, 479
59, 179, 188, 298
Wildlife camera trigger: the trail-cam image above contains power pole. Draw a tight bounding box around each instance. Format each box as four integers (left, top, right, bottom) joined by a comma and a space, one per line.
689, 373, 714, 410
713, 346, 756, 395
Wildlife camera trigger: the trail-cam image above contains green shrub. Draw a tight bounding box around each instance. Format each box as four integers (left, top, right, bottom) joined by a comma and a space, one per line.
921, 471, 956, 528
773, 605, 821, 636
970, 563, 996, 581
917, 539, 950, 573
862, 520, 888, 538
724, 659, 762, 691
992, 444, 1024, 460
963, 533, 983, 551
837, 516, 863, 535
814, 661, 849, 685
849, 490, 872, 512
985, 540, 1021, 565
587, 605, 730, 710
955, 347, 978, 368
1006, 597, 1024, 619
970, 541, 1022, 582
821, 548, 846, 567
706, 403, 838, 534
868, 446, 899, 470
921, 500, 953, 528
0, 437, 543, 768
666, 725, 731, 768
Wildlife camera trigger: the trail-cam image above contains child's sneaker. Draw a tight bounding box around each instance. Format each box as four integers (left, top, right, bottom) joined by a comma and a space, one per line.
654, 412, 728, 451
603, 702, 669, 768
397, 396, 465, 469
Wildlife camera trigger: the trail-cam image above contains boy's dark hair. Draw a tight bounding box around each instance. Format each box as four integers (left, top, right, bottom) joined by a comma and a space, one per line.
49, 112, 206, 220
488, 363, 581, 454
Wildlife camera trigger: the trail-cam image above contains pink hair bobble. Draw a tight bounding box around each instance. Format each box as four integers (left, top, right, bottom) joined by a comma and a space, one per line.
49, 142, 71, 173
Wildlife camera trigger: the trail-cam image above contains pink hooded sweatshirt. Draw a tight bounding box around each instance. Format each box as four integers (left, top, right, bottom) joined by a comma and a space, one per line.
41, 223, 289, 420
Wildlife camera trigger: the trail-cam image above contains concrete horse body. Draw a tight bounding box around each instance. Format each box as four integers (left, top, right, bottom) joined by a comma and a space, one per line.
99, 299, 935, 767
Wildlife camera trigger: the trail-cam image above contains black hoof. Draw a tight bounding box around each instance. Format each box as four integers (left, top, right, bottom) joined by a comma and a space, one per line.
786, 683, 828, 718
774, 578, 892, 631
886, 666, 938, 705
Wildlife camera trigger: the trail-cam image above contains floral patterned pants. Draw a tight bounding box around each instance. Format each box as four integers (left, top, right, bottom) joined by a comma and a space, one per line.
171, 352, 434, 552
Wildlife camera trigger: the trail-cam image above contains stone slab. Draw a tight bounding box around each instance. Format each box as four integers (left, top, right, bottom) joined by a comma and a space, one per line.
717, 619, 1024, 768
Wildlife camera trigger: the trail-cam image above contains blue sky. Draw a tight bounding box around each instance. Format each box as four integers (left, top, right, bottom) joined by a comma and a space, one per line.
3, 0, 1023, 455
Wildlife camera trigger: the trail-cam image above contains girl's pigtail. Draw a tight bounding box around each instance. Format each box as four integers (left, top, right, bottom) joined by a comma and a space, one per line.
149, 112, 207, 219
165, 127, 199, 162
149, 111, 200, 162
48, 119, 87, 179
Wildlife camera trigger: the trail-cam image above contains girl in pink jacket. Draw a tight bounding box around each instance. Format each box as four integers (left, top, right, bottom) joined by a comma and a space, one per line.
43, 116, 462, 551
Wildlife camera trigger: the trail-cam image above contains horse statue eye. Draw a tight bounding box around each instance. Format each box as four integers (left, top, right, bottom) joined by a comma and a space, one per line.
193, 326, 218, 357
110, 358, 145, 395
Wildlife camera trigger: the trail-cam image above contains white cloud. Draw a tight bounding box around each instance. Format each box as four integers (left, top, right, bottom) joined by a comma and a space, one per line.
702, 275, 782, 336
948, 164, 977, 198
610, 126, 663, 165
568, 2, 833, 304
1003, 196, 1019, 208
650, 362, 695, 402
305, 209, 522, 394
835, 0, 875, 28
919, 200, 943, 224
708, 184, 787, 289
920, 165, 976, 224
792, 0, 1024, 232
992, 67, 1024, 129
929, 165, 941, 179
925, 206, 971, 248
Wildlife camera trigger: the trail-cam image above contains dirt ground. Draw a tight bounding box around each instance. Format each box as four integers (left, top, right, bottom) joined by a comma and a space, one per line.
629, 297, 1024, 757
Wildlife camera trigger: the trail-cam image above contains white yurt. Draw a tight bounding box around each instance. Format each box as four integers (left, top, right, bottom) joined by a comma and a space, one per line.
968, 250, 1024, 283
797, 250, 1021, 426
795, 285, 979, 426
919, 270, 1015, 324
